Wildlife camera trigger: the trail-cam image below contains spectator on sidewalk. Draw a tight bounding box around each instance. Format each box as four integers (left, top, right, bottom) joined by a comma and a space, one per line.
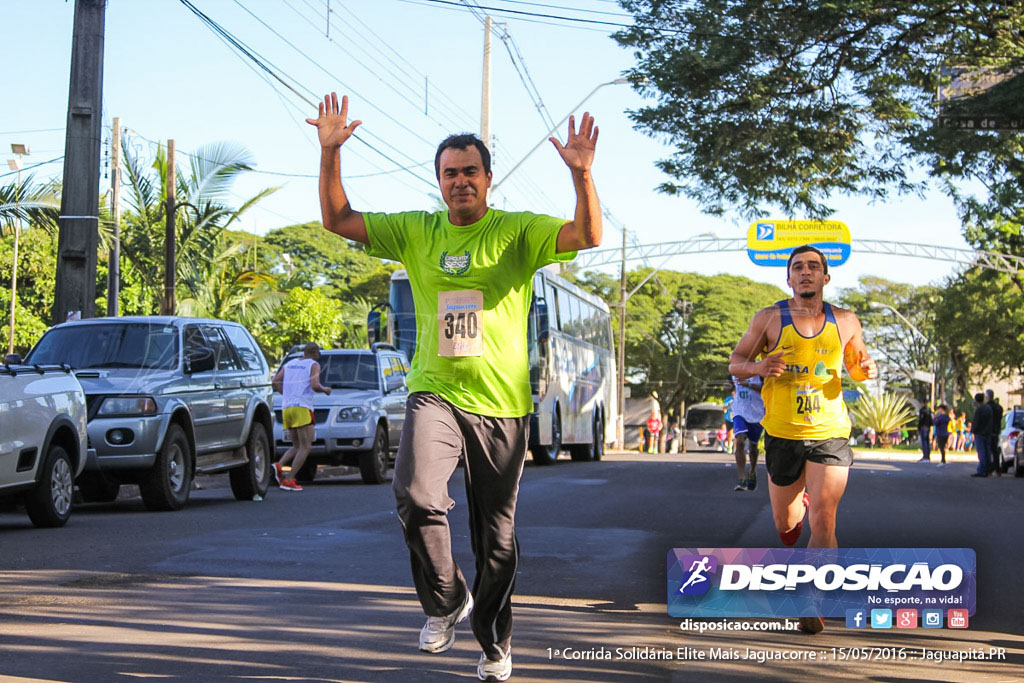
917, 404, 933, 462
932, 404, 951, 466
970, 394, 993, 477
986, 390, 1003, 477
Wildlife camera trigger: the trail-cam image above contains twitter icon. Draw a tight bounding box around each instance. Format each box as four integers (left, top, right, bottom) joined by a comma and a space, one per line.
870, 609, 893, 629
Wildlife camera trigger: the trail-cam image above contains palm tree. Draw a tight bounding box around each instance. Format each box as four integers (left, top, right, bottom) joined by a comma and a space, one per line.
0, 174, 59, 353
118, 138, 277, 314
177, 241, 283, 328
850, 389, 916, 447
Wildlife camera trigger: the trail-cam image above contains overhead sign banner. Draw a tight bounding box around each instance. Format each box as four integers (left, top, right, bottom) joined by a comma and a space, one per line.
746, 219, 851, 268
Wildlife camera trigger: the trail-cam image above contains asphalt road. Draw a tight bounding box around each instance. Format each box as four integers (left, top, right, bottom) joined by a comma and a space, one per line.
1, 449, 1022, 682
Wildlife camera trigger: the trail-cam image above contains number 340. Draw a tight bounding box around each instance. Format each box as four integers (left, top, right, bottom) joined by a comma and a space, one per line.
443, 311, 479, 339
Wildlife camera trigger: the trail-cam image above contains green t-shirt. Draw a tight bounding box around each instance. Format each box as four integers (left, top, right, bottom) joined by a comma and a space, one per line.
364, 208, 575, 417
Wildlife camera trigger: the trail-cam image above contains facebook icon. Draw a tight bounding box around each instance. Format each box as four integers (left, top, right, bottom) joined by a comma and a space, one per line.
846, 609, 867, 629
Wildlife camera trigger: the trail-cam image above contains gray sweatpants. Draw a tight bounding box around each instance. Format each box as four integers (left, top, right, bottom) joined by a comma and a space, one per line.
393, 392, 528, 659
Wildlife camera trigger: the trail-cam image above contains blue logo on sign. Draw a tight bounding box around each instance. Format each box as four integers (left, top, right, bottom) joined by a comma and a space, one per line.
871, 609, 893, 629
845, 609, 867, 629
756, 223, 775, 240
922, 609, 944, 628
677, 555, 717, 596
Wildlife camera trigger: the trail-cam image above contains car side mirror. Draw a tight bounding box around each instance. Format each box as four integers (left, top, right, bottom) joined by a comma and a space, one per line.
186, 347, 216, 374
4, 353, 21, 365
385, 375, 405, 394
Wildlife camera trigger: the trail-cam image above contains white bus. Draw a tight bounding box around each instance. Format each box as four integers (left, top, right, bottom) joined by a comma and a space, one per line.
386, 268, 616, 465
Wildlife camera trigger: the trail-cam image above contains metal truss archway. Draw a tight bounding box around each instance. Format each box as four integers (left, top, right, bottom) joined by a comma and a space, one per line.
569, 236, 1024, 275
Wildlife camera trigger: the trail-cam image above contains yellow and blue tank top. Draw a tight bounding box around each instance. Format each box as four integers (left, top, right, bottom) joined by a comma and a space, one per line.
760, 300, 851, 440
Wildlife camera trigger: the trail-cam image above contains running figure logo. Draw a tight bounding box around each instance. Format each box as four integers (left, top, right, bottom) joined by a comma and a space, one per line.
677, 555, 718, 596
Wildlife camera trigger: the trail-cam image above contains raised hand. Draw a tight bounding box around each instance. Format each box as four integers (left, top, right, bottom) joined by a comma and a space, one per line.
306, 92, 362, 149
549, 112, 598, 172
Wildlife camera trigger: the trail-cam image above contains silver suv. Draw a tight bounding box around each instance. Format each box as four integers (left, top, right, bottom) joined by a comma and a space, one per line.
26, 317, 274, 511
273, 344, 409, 484
1, 360, 91, 527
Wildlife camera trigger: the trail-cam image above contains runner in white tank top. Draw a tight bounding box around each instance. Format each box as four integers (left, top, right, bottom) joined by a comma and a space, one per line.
271, 342, 332, 490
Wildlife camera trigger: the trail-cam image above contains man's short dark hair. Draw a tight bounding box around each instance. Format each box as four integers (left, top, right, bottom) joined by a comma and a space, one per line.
938, 404, 948, 411
434, 133, 491, 178
974, 392, 985, 403
303, 342, 321, 357
787, 245, 828, 275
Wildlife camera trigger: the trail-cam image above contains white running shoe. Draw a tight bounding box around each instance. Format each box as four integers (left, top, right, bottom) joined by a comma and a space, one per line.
477, 650, 512, 682
419, 592, 473, 653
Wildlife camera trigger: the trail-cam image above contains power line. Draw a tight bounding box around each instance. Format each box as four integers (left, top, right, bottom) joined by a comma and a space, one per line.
0, 156, 64, 180
412, 0, 634, 29
0, 127, 65, 136
176, 0, 438, 191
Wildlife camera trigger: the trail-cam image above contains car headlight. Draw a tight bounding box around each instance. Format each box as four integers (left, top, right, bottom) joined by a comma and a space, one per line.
336, 406, 368, 422
97, 396, 158, 416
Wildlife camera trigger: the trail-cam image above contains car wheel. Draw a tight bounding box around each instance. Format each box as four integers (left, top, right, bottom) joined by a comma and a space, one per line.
230, 424, 272, 500
359, 424, 388, 484
140, 424, 192, 511
25, 444, 74, 528
77, 472, 120, 503
294, 459, 318, 483
531, 410, 561, 466
1015, 438, 1024, 478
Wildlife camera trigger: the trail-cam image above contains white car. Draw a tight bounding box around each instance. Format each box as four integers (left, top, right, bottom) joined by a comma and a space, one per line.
1, 357, 91, 527
997, 407, 1024, 477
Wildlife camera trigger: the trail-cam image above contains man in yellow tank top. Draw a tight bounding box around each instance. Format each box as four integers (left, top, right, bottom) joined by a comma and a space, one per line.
729, 245, 877, 634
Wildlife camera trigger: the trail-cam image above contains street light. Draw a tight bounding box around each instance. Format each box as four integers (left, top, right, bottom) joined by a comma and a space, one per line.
493, 77, 631, 191
868, 301, 939, 406
6, 143, 30, 355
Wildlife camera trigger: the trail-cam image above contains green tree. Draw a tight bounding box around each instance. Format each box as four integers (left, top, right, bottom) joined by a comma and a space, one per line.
258, 288, 372, 360
262, 222, 382, 297
575, 267, 785, 407
614, 1, 1024, 234
933, 268, 1024, 396
837, 277, 945, 404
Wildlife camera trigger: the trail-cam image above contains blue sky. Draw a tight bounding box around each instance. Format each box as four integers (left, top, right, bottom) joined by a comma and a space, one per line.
2, 0, 974, 291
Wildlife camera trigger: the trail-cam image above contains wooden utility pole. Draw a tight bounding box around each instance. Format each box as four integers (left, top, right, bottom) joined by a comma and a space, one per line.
106, 117, 121, 317
53, 0, 106, 324
162, 139, 176, 316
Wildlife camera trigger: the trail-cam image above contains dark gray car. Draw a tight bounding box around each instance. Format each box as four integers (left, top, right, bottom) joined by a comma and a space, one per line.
26, 317, 274, 511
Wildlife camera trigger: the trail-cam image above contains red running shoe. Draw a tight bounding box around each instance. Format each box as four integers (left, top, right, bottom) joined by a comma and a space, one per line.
279, 478, 303, 492
779, 522, 803, 546
273, 462, 284, 485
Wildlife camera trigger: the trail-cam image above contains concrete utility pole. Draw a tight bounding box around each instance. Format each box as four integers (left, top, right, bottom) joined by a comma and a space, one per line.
106, 117, 121, 317
481, 16, 492, 148
53, 0, 106, 324
615, 225, 627, 450
162, 140, 177, 316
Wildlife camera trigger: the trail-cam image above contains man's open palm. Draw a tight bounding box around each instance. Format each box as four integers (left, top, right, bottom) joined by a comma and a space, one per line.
306, 92, 362, 149
550, 113, 598, 172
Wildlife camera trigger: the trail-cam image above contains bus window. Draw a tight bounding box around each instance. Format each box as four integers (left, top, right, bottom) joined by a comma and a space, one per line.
389, 275, 417, 361
568, 295, 582, 337
556, 286, 572, 332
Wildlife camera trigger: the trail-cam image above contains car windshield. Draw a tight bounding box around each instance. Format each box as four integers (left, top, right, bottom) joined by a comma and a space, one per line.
28, 323, 179, 370
686, 409, 724, 430
320, 354, 379, 390
1014, 412, 1024, 430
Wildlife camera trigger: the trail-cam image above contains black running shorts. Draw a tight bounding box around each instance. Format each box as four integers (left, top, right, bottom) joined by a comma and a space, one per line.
763, 434, 854, 486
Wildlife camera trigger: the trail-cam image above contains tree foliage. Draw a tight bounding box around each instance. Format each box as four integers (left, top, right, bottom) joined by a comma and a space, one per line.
837, 276, 945, 403
615, 0, 1024, 233
575, 267, 785, 407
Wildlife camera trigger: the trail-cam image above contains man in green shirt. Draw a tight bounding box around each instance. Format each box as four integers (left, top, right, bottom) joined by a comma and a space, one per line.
307, 92, 602, 682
